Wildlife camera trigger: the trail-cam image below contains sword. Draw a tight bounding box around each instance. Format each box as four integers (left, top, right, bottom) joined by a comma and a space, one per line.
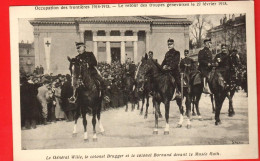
180, 72, 184, 111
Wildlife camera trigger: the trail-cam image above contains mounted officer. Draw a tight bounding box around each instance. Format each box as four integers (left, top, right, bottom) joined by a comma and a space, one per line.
180, 49, 195, 74
70, 42, 107, 100
198, 38, 213, 94
180, 49, 195, 91
213, 44, 230, 90
161, 38, 181, 98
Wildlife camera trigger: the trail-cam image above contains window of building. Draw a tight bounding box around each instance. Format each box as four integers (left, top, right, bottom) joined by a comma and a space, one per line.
27, 49, 30, 55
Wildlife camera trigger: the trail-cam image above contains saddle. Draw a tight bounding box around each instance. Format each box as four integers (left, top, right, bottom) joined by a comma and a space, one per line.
191, 72, 202, 86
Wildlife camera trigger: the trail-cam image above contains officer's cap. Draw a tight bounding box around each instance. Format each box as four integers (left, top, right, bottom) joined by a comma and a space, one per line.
203, 38, 211, 43
167, 38, 174, 44
184, 49, 189, 53
75, 42, 85, 47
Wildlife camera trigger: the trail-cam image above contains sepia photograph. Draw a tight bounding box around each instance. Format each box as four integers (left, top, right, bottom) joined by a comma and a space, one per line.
10, 1, 257, 160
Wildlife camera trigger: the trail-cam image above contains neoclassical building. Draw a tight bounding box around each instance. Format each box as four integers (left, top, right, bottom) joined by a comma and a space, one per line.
30, 16, 191, 74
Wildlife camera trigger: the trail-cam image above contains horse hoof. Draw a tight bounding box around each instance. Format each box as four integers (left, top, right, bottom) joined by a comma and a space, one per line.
187, 125, 191, 129
93, 138, 98, 142
125, 109, 128, 112
84, 139, 89, 142
72, 133, 77, 137
144, 115, 147, 119
215, 121, 222, 125
159, 114, 163, 118
100, 131, 105, 135
228, 112, 235, 117
177, 124, 182, 128
153, 131, 158, 135
192, 113, 196, 116
164, 131, 169, 135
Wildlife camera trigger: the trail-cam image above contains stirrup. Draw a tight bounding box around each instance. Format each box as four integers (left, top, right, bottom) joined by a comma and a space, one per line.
203, 87, 212, 94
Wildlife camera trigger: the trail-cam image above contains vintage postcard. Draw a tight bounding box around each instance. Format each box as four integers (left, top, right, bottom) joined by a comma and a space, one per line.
10, 0, 257, 161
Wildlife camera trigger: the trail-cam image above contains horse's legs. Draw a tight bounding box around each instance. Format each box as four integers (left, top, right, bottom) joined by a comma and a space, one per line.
210, 94, 215, 113
92, 109, 97, 141
227, 90, 235, 117
72, 104, 81, 136
215, 94, 225, 125
140, 96, 145, 115
125, 96, 128, 112
144, 95, 149, 119
195, 94, 203, 120
81, 107, 88, 141
153, 101, 160, 134
176, 98, 184, 128
192, 96, 196, 116
97, 104, 105, 134
164, 100, 170, 135
185, 94, 192, 129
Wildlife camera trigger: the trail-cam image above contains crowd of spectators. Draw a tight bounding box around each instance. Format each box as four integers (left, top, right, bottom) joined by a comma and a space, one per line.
20, 61, 137, 130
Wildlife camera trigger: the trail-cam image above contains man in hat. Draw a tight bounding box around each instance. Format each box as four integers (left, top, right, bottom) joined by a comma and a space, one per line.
213, 44, 231, 89
198, 38, 213, 94
161, 38, 181, 98
74, 42, 107, 97
37, 79, 52, 125
180, 49, 195, 73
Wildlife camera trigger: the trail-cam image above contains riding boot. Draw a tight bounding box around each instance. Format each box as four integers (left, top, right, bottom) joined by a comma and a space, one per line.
203, 78, 211, 94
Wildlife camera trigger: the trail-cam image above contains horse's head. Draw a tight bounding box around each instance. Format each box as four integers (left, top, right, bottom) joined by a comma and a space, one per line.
67, 56, 81, 88
135, 53, 154, 92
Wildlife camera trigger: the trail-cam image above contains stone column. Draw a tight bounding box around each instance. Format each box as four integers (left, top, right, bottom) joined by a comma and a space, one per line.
79, 30, 84, 42
106, 41, 111, 64
121, 41, 126, 64
105, 30, 111, 64
145, 30, 151, 53
34, 32, 40, 67
92, 30, 98, 60
184, 26, 189, 51
120, 30, 125, 64
133, 30, 138, 63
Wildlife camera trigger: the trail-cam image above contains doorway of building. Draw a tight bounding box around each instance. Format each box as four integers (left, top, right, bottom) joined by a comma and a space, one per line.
111, 47, 121, 63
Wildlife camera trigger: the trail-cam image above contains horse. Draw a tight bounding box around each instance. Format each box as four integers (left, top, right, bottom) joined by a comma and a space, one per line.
135, 61, 161, 119
209, 51, 241, 125
122, 72, 136, 112
67, 57, 105, 141
190, 72, 215, 118
138, 54, 191, 135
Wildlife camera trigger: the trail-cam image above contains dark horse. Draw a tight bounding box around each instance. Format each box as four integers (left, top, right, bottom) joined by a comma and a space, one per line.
138, 54, 192, 134
190, 72, 215, 118
135, 64, 159, 119
68, 57, 104, 141
209, 52, 241, 125
123, 73, 136, 112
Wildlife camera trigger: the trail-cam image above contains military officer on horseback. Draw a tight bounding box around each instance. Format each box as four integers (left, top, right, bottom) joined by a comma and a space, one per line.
213, 44, 231, 90
70, 42, 107, 101
198, 38, 213, 94
180, 49, 195, 73
161, 38, 181, 98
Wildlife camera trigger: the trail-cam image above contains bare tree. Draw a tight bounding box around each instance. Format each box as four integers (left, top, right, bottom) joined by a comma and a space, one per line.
190, 15, 213, 48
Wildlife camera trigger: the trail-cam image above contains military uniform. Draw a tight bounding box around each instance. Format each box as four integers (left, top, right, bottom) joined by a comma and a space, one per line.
161, 48, 181, 91
198, 47, 213, 78
214, 51, 230, 84
180, 57, 194, 73
75, 51, 104, 88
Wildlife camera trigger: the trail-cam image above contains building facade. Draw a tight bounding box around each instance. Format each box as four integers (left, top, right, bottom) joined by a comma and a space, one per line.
208, 14, 246, 55
30, 16, 191, 74
19, 41, 35, 74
